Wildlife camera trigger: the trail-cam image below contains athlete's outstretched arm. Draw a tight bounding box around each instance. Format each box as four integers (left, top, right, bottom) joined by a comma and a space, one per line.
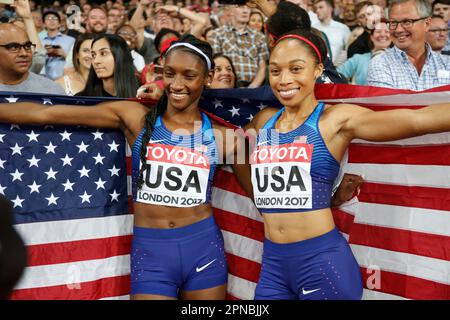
340, 103, 450, 142
0, 100, 148, 130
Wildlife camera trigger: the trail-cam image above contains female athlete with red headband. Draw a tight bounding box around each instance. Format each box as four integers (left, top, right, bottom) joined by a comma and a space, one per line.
245, 28, 450, 300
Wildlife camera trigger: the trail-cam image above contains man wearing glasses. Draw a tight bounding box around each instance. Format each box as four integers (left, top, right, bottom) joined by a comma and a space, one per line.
0, 23, 65, 94
367, 0, 450, 90
426, 15, 450, 54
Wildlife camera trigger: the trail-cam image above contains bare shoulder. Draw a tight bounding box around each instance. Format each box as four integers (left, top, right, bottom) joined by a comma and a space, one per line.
245, 106, 280, 131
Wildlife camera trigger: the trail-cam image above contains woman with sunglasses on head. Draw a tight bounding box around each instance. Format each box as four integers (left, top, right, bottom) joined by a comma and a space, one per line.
0, 34, 251, 300
244, 28, 450, 300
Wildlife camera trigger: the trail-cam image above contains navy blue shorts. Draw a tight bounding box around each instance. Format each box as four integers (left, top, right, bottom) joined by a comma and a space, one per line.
255, 228, 363, 300
130, 215, 228, 298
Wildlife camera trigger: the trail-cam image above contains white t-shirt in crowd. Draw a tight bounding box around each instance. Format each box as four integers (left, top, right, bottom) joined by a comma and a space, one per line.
312, 19, 351, 64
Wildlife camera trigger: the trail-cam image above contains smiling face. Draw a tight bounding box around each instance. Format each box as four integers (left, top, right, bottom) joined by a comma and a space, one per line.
91, 38, 115, 79
389, 0, 430, 52
163, 49, 212, 112
77, 39, 93, 70
269, 39, 323, 108
370, 22, 392, 50
211, 56, 236, 89
248, 12, 263, 31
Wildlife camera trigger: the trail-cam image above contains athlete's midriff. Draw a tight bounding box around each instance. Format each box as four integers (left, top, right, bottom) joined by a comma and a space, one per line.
133, 202, 213, 229
263, 208, 335, 243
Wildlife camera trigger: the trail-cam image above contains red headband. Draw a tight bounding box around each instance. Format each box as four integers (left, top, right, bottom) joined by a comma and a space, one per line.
160, 36, 179, 57
274, 35, 322, 63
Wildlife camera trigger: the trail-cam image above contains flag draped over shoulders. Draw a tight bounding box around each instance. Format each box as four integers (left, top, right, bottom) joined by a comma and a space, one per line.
2, 84, 450, 300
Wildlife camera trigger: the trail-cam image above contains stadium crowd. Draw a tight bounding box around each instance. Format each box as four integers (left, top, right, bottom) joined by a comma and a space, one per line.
0, 0, 449, 97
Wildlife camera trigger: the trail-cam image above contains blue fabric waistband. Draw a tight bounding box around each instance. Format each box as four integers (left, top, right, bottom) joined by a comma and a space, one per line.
263, 227, 343, 256
133, 215, 217, 240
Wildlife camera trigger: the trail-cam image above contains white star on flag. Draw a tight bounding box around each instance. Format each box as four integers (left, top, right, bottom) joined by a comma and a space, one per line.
45, 193, 59, 206
0, 158, 6, 169
0, 184, 7, 195
246, 114, 254, 121
60, 154, 74, 167
76, 141, 89, 153
60, 130, 72, 141
94, 178, 106, 190
28, 181, 42, 194
93, 153, 105, 165
92, 130, 104, 140
79, 191, 92, 204
10, 124, 20, 130
108, 140, 120, 152
110, 189, 120, 202
10, 169, 24, 182
5, 96, 18, 103
45, 167, 58, 180
108, 165, 120, 177
78, 166, 91, 178
27, 155, 41, 168
0, 134, 5, 142
229, 106, 240, 117
257, 103, 266, 110
44, 141, 57, 154
10, 143, 23, 155
62, 179, 75, 191
26, 130, 40, 142
42, 98, 53, 105
212, 98, 223, 108
12, 195, 25, 208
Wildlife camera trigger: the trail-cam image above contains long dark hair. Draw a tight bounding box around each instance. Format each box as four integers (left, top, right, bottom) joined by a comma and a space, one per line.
136, 34, 214, 189
77, 34, 139, 98
72, 33, 95, 74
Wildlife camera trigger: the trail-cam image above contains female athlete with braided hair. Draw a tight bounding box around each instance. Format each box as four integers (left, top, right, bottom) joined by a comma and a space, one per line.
244, 28, 450, 300
0, 34, 250, 300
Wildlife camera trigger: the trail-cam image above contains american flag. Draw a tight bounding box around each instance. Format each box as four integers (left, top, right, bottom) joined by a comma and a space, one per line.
3, 84, 450, 300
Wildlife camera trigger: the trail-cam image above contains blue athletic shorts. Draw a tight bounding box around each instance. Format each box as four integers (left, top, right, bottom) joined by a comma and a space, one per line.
130, 215, 228, 298
254, 227, 363, 300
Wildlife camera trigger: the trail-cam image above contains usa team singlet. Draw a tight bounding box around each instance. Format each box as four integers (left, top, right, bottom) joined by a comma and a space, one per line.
131, 112, 218, 207
251, 102, 340, 213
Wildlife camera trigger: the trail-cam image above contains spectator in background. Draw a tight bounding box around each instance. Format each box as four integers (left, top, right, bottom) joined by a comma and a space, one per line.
208, 4, 269, 88
248, 10, 264, 33
0, 23, 65, 94
55, 33, 94, 95
129, 1, 164, 64
432, 0, 450, 52
338, 20, 391, 84
210, 53, 237, 88
347, 1, 374, 59
31, 9, 43, 34
427, 14, 450, 54
12, 0, 46, 75
86, 6, 108, 34
116, 24, 146, 73
77, 34, 139, 98
39, 10, 75, 80
287, 0, 320, 24
312, 0, 351, 65
156, 5, 210, 39
433, 0, 450, 23
107, 6, 125, 34
367, 0, 450, 90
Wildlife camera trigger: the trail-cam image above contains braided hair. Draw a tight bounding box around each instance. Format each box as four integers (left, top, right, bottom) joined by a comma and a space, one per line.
136, 34, 214, 189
